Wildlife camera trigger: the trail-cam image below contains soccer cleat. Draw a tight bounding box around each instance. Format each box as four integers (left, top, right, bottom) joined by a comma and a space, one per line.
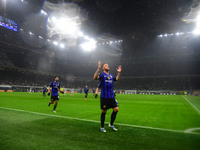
85, 98, 87, 100
108, 124, 118, 131
53, 110, 56, 113
100, 127, 106, 133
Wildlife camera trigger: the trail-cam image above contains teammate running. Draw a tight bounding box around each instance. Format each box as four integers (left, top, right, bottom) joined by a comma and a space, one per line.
42, 85, 47, 98
94, 61, 121, 133
92, 88, 96, 96
84, 85, 89, 100
47, 77, 64, 113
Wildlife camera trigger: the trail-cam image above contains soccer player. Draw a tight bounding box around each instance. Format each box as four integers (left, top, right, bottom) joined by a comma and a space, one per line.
70, 88, 74, 96
84, 85, 89, 100
94, 61, 121, 133
42, 85, 47, 98
92, 88, 96, 96
47, 77, 64, 113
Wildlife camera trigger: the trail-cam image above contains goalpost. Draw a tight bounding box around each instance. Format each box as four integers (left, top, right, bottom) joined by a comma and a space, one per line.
124, 90, 137, 94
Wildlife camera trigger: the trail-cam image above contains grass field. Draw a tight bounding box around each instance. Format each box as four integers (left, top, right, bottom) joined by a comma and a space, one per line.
0, 92, 200, 150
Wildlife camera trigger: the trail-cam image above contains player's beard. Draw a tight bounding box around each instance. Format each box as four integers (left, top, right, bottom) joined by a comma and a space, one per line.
105, 69, 109, 72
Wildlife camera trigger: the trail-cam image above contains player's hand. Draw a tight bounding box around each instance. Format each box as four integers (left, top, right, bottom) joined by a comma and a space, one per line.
98, 61, 101, 69
48, 92, 50, 96
116, 65, 122, 73
95, 94, 98, 98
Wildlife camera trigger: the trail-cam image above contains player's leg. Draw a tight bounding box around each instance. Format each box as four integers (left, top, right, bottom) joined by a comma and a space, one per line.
53, 100, 58, 113
48, 96, 54, 107
101, 109, 107, 127
85, 93, 87, 100
110, 107, 119, 125
108, 98, 119, 131
100, 98, 108, 132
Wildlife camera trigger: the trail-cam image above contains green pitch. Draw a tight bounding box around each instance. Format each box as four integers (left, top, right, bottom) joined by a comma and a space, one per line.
0, 92, 200, 150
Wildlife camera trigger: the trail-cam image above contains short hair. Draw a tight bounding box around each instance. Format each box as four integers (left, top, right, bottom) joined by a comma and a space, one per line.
102, 63, 106, 69
55, 76, 59, 78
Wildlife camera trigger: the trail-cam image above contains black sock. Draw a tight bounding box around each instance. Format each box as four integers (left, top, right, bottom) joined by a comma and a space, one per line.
53, 106, 57, 110
110, 111, 117, 125
101, 112, 106, 128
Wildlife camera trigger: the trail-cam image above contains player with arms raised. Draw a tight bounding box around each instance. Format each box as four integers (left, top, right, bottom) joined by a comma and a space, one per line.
94, 61, 121, 132
47, 77, 64, 113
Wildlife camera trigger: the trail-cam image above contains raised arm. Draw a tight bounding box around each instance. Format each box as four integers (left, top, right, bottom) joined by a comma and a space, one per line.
93, 61, 101, 80
48, 86, 50, 93
116, 65, 122, 81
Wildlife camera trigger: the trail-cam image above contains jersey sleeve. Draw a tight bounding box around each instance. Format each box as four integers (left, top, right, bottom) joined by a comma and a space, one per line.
98, 73, 103, 80
49, 82, 53, 87
97, 82, 101, 88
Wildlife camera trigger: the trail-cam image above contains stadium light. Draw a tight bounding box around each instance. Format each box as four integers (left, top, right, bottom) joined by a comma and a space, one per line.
29, 31, 34, 35
84, 36, 89, 40
52, 17, 57, 22
77, 31, 83, 36
20, 28, 23, 31
164, 34, 167, 37
176, 32, 180, 35
193, 29, 200, 35
81, 41, 96, 51
41, 10, 47, 15
60, 43, 65, 48
39, 36, 43, 39
110, 41, 113, 44
53, 41, 58, 45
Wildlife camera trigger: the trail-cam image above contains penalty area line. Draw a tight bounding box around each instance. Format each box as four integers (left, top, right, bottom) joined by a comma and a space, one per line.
0, 106, 200, 135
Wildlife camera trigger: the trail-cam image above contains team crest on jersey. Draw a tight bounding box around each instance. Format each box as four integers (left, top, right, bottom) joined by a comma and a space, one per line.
108, 76, 110, 80
103, 105, 106, 108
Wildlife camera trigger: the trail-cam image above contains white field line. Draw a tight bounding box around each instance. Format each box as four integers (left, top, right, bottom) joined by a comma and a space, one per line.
182, 96, 200, 114
0, 106, 200, 135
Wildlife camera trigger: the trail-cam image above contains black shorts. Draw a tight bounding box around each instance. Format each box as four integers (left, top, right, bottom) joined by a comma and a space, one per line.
100, 98, 118, 109
43, 92, 46, 94
85, 93, 88, 95
51, 95, 59, 101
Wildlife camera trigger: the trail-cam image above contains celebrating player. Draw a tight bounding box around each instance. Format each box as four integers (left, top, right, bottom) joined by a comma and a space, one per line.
84, 85, 89, 100
47, 77, 64, 113
42, 85, 47, 98
94, 61, 121, 132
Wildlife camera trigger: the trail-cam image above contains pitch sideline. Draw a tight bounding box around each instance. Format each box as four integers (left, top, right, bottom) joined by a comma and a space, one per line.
0, 106, 199, 135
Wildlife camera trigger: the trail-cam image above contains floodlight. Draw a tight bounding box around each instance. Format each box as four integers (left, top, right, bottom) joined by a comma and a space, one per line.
77, 31, 83, 36
53, 41, 58, 45
39, 36, 43, 38
110, 41, 113, 44
176, 32, 180, 35
164, 34, 167, 37
81, 41, 96, 51
193, 29, 200, 35
60, 43, 65, 48
84, 36, 89, 40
